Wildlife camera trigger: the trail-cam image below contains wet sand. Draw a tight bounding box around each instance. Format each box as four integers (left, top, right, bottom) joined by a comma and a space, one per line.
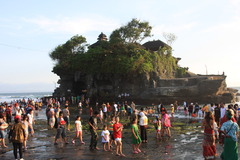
0, 107, 238, 160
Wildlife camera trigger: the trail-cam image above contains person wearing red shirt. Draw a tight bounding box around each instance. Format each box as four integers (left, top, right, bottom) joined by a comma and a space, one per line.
113, 117, 125, 157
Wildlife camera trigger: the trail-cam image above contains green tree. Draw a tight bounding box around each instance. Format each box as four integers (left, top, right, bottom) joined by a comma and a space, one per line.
110, 18, 152, 44
49, 35, 87, 63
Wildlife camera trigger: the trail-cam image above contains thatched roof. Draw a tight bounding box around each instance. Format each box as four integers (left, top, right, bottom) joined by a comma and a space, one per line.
142, 40, 171, 51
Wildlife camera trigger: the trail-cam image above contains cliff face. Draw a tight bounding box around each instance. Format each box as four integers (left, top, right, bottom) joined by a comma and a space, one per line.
53, 71, 237, 104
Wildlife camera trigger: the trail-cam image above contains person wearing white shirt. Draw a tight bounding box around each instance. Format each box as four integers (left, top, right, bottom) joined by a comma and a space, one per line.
27, 110, 34, 136
101, 125, 110, 151
220, 104, 226, 119
139, 108, 148, 143
114, 103, 118, 116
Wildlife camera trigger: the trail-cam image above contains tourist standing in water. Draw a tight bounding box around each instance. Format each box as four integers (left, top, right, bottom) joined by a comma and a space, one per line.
54, 111, 69, 145
220, 109, 239, 160
170, 104, 174, 119
202, 111, 217, 160
194, 103, 200, 116
22, 115, 32, 151
107, 115, 115, 150
214, 104, 221, 126
5, 105, 12, 123
48, 105, 56, 129
188, 103, 194, 117
88, 111, 99, 150
62, 105, 70, 131
10, 116, 26, 160
71, 116, 85, 145
220, 103, 226, 120
101, 124, 110, 151
27, 109, 34, 137
99, 107, 103, 124
161, 110, 171, 137
0, 114, 8, 148
153, 116, 162, 139
113, 116, 125, 156
139, 108, 148, 143
131, 117, 142, 154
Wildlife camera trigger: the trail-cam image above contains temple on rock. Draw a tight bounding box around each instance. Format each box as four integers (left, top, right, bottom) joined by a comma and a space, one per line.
52, 33, 237, 104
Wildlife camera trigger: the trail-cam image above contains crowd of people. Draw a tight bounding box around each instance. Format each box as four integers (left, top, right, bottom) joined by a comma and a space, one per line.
0, 99, 41, 160
0, 97, 240, 160
43, 99, 184, 156
201, 103, 239, 160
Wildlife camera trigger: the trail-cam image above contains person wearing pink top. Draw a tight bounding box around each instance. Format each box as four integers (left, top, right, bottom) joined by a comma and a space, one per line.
161, 110, 171, 137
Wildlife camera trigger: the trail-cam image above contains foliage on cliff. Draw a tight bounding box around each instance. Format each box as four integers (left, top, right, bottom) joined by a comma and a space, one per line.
50, 19, 187, 78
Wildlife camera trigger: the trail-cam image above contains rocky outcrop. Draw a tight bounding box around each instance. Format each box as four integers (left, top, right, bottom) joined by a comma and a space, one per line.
53, 71, 237, 104
52, 33, 237, 104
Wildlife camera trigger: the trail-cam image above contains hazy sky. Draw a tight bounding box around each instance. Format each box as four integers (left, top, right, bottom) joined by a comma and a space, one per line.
0, 0, 240, 93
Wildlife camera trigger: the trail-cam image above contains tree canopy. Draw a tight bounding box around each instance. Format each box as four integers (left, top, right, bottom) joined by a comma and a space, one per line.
50, 19, 187, 78
109, 18, 152, 44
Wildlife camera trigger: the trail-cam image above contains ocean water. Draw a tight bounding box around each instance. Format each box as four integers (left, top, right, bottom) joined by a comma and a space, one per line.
232, 87, 240, 92
0, 87, 238, 104
0, 92, 52, 103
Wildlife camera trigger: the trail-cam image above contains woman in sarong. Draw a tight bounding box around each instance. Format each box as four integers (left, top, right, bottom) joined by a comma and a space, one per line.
202, 111, 217, 160
220, 109, 239, 160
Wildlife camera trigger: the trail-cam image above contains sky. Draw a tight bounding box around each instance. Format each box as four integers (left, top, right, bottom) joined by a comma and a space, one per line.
0, 0, 240, 93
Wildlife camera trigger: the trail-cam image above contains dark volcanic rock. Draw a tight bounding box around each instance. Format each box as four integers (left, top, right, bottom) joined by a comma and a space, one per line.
53, 71, 237, 104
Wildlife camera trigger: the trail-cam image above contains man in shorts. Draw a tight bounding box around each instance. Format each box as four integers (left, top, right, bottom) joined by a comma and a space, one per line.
113, 117, 125, 156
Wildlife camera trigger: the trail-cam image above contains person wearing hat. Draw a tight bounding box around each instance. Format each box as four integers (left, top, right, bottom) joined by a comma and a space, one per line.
220, 109, 239, 160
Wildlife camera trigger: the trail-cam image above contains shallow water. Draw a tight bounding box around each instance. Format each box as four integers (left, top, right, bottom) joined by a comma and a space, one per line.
0, 107, 237, 160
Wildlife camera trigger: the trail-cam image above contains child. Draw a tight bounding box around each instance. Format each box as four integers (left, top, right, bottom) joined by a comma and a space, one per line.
72, 116, 85, 144
0, 114, 8, 148
113, 116, 125, 157
101, 125, 110, 151
156, 116, 162, 139
131, 117, 142, 154
107, 116, 116, 150
171, 104, 174, 119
